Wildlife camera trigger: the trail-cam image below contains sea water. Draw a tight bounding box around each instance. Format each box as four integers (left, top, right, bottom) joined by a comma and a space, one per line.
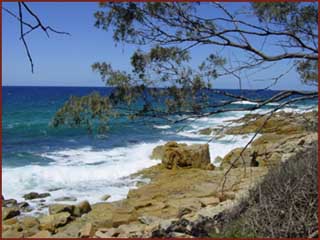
2, 86, 317, 213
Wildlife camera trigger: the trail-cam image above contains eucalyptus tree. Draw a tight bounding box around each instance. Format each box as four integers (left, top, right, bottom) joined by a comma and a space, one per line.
52, 2, 318, 133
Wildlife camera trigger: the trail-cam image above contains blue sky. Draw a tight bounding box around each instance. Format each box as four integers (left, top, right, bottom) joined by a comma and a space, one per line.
2, 2, 317, 91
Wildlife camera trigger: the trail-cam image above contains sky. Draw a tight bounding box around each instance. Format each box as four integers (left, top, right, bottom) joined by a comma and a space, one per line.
2, 2, 318, 91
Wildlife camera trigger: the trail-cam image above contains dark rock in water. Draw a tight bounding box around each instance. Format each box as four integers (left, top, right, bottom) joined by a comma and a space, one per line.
23, 192, 51, 200
2, 207, 20, 220
54, 196, 77, 202
3, 199, 18, 207
100, 194, 111, 201
48, 187, 63, 192
17, 201, 33, 212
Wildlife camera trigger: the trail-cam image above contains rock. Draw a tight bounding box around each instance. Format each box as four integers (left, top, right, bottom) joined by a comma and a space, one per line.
2, 207, 20, 220
118, 223, 146, 237
2, 199, 17, 207
138, 215, 160, 225
30, 230, 52, 238
18, 201, 30, 209
214, 156, 223, 165
171, 232, 194, 238
151, 142, 211, 170
54, 196, 77, 202
2, 229, 24, 238
112, 209, 138, 227
216, 192, 236, 202
199, 197, 220, 207
76, 200, 92, 215
221, 147, 252, 168
150, 145, 165, 160
20, 216, 39, 228
48, 187, 63, 192
20, 216, 40, 237
3, 217, 18, 225
39, 212, 71, 232
101, 194, 111, 201
198, 127, 213, 135
49, 204, 74, 215
78, 223, 95, 238
23, 192, 50, 200
177, 207, 192, 218
206, 163, 215, 170
95, 228, 124, 238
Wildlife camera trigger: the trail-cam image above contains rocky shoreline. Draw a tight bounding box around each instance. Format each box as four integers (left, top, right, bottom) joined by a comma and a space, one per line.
2, 110, 318, 238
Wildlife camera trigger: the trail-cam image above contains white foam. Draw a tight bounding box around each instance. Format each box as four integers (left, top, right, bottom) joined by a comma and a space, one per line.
232, 100, 258, 105
2, 142, 162, 214
153, 125, 171, 129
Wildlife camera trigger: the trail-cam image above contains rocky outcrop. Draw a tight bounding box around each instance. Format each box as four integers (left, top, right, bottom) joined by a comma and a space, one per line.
39, 212, 71, 232
151, 142, 214, 170
23, 192, 50, 200
2, 207, 20, 220
2, 110, 316, 238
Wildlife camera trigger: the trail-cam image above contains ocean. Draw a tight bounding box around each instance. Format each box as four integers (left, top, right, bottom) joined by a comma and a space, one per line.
2, 86, 317, 214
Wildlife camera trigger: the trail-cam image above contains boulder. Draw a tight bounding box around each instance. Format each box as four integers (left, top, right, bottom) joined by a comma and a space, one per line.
49, 204, 74, 215
20, 216, 39, 229
221, 147, 252, 168
73, 200, 92, 217
23, 192, 50, 200
78, 223, 95, 238
30, 230, 52, 238
39, 212, 71, 232
151, 142, 211, 170
20, 216, 41, 237
2, 229, 24, 238
2, 199, 17, 207
151, 145, 165, 160
2, 207, 20, 220
3, 217, 18, 225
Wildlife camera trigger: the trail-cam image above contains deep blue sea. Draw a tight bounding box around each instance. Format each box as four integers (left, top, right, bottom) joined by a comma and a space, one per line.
2, 86, 317, 214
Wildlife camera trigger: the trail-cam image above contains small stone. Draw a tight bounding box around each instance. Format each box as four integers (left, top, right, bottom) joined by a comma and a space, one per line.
30, 230, 52, 238
171, 232, 194, 238
177, 207, 192, 218
138, 216, 160, 225
206, 163, 215, 170
79, 223, 95, 238
100, 194, 111, 201
199, 197, 220, 207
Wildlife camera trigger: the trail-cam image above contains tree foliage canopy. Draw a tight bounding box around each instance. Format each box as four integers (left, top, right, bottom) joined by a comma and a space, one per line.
53, 2, 318, 132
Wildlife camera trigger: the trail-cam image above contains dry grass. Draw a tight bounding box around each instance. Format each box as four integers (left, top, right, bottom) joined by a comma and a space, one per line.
210, 142, 318, 238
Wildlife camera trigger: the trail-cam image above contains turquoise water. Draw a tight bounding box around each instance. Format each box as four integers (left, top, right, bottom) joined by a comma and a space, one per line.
2, 86, 317, 213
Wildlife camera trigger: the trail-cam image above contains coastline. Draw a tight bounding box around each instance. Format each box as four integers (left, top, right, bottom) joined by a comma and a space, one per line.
2, 109, 318, 238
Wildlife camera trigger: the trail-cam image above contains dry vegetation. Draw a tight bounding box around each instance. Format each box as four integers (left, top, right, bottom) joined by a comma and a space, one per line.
210, 141, 318, 238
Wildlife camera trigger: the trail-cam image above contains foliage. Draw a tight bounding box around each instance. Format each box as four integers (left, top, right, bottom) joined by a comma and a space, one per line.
53, 2, 318, 132
210, 142, 318, 238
